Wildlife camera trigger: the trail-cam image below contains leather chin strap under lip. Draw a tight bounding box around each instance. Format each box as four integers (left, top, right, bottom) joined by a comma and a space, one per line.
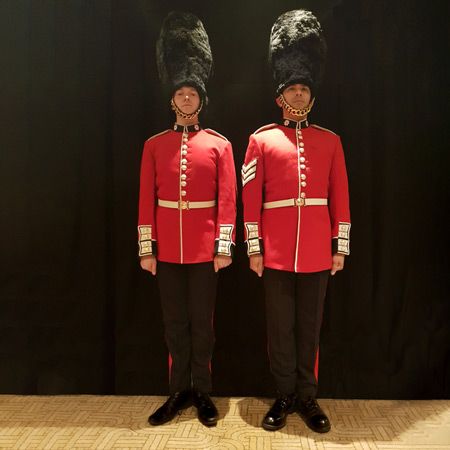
278, 94, 315, 117
170, 98, 203, 120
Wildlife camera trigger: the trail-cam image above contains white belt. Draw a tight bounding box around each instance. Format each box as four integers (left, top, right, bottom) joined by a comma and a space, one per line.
158, 199, 216, 210
263, 198, 328, 209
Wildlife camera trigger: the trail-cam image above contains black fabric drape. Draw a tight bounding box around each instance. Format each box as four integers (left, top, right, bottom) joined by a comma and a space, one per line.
1, 0, 448, 398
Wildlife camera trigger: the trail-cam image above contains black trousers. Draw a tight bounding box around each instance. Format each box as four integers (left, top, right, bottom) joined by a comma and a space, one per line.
263, 268, 329, 399
157, 261, 218, 394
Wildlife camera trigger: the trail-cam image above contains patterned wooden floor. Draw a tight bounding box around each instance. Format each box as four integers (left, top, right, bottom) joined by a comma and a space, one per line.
0, 396, 449, 449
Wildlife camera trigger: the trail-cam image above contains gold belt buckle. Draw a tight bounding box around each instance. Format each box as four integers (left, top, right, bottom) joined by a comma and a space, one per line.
295, 198, 305, 207
178, 200, 190, 210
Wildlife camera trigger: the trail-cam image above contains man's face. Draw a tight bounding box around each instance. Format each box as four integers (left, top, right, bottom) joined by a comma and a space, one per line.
173, 86, 201, 115
280, 83, 312, 110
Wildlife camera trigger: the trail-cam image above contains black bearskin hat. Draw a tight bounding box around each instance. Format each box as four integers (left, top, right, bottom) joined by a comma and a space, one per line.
156, 11, 212, 102
269, 10, 327, 96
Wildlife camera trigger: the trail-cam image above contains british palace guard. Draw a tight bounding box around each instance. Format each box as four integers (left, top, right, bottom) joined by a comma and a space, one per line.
242, 10, 350, 433
138, 12, 236, 427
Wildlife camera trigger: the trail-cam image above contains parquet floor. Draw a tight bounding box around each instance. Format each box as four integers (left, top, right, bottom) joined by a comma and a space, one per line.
0, 396, 449, 449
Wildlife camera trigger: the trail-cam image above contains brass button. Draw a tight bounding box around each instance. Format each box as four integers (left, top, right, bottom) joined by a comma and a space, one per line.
300, 157, 305, 163
300, 164, 306, 169
301, 174, 306, 180
181, 165, 187, 171
181, 190, 187, 196
181, 181, 187, 187
181, 174, 187, 180
301, 181, 307, 187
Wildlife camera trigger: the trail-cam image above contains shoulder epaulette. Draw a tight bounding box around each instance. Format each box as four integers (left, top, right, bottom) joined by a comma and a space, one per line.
146, 129, 170, 141
311, 124, 336, 135
253, 123, 277, 135
205, 128, 228, 141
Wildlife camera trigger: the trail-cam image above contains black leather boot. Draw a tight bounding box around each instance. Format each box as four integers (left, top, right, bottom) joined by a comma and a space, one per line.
297, 396, 331, 433
148, 390, 192, 426
262, 393, 297, 431
192, 390, 219, 427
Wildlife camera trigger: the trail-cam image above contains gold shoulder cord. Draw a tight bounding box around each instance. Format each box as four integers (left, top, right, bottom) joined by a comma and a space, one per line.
278, 95, 315, 117
170, 98, 203, 120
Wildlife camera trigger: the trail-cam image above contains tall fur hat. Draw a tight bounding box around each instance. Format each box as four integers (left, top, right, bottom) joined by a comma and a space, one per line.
269, 10, 327, 96
156, 11, 212, 102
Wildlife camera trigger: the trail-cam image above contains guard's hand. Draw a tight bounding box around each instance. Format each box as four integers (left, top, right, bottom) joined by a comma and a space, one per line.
214, 255, 232, 272
140, 255, 157, 276
250, 254, 264, 277
331, 254, 345, 276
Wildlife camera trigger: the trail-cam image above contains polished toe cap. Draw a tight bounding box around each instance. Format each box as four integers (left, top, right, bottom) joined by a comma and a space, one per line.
311, 415, 331, 432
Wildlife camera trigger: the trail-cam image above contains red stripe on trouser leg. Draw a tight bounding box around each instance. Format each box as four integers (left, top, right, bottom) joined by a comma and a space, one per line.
168, 353, 173, 382
314, 347, 319, 381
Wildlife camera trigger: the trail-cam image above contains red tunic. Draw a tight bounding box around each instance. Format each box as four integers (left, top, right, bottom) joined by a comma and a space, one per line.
138, 124, 237, 264
242, 120, 351, 273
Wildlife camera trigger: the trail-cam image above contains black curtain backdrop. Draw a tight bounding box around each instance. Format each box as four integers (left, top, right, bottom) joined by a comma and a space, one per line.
1, 0, 449, 399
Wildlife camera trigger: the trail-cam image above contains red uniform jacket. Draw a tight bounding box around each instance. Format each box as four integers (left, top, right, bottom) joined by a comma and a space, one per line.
138, 124, 237, 264
242, 120, 351, 273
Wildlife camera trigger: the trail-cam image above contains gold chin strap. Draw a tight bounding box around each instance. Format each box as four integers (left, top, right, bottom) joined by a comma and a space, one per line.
278, 94, 315, 117
170, 98, 203, 120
